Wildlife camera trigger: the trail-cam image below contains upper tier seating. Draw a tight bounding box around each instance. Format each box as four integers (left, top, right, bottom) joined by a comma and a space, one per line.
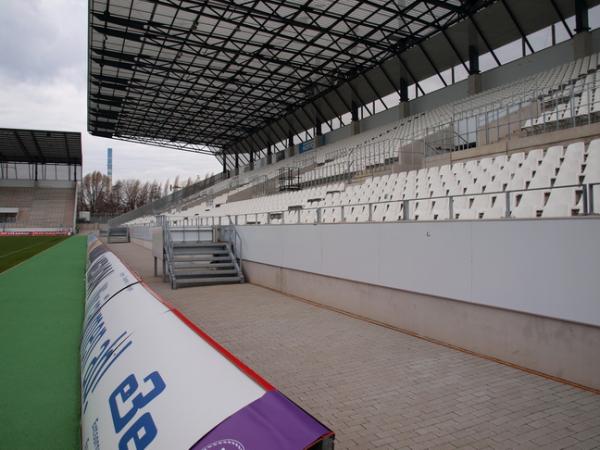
0, 186, 76, 229
162, 139, 599, 225
231, 51, 600, 193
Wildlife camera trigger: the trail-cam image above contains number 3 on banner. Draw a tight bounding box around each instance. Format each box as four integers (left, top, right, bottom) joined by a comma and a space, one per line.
109, 372, 166, 449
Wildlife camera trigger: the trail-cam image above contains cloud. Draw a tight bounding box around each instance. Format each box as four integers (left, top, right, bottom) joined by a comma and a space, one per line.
0, 0, 221, 184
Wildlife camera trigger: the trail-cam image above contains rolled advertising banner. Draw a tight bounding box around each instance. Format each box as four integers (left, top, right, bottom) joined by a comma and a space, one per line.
81, 236, 334, 450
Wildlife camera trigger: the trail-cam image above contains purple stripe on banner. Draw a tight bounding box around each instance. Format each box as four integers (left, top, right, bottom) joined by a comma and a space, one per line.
191, 391, 331, 450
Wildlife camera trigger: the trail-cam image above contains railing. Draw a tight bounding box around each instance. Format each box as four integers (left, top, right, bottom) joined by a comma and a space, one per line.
220, 216, 244, 276
162, 220, 175, 287
192, 183, 599, 225
447, 78, 600, 149
109, 171, 231, 226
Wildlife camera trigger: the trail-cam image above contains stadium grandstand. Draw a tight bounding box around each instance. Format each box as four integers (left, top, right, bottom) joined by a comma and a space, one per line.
5, 1, 600, 449
0, 128, 81, 235
88, 0, 600, 358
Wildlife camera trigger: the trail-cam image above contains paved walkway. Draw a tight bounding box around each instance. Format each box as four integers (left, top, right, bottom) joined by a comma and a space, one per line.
108, 242, 600, 450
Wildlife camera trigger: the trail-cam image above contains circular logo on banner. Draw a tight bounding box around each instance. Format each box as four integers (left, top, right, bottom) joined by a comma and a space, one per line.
199, 439, 245, 450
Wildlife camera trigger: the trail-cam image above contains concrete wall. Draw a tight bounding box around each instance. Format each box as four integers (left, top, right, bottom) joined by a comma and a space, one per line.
237, 219, 600, 327
236, 218, 600, 388
243, 259, 600, 390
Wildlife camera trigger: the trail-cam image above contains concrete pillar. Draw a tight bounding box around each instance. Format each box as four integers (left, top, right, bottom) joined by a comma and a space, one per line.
351, 101, 360, 135
249, 149, 254, 170
468, 73, 482, 95
222, 152, 228, 178
399, 78, 410, 119
572, 32, 592, 59
286, 135, 295, 158
314, 120, 323, 148
266, 144, 272, 165
467, 45, 482, 95
235, 152, 239, 176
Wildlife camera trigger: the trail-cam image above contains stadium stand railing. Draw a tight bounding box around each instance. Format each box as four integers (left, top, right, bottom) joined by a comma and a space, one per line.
159, 139, 600, 225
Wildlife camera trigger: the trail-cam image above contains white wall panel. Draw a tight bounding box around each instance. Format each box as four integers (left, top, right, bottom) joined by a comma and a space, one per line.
238, 219, 600, 326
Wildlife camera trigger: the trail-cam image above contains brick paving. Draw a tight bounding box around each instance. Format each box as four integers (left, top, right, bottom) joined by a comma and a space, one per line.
108, 242, 600, 450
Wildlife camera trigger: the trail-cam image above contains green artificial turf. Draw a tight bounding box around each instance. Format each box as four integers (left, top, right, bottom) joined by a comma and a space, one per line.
0, 236, 67, 273
0, 235, 86, 450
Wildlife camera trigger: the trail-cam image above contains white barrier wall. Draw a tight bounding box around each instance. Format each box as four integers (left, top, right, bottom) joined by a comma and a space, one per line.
237, 218, 600, 327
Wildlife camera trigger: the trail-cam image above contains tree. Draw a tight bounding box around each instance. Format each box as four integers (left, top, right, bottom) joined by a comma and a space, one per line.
121, 179, 142, 210
78, 171, 110, 213
107, 181, 124, 214
149, 180, 162, 202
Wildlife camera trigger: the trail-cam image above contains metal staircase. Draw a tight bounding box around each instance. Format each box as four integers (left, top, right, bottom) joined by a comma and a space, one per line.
163, 223, 244, 289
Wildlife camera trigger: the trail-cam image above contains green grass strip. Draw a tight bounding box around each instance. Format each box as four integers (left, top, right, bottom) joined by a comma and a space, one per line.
0, 236, 67, 273
0, 236, 86, 450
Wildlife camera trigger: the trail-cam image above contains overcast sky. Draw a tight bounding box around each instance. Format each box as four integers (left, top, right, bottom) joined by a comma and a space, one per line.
0, 0, 221, 184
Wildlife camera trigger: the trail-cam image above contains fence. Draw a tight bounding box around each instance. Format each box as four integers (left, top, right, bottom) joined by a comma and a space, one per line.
187, 183, 599, 226
108, 172, 229, 226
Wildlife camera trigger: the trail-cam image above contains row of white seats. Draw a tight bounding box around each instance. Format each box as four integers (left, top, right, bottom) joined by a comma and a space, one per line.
164, 140, 599, 225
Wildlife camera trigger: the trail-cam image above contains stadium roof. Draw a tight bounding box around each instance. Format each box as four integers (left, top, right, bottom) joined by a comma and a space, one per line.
0, 128, 82, 165
88, 0, 597, 158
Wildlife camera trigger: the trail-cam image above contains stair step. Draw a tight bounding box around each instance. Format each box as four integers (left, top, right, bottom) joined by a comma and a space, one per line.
173, 248, 230, 255
172, 262, 235, 269
175, 276, 243, 287
174, 268, 239, 277
172, 255, 232, 262
172, 241, 227, 248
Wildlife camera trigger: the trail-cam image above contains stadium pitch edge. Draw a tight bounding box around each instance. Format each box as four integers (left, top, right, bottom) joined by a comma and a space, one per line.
0, 235, 86, 450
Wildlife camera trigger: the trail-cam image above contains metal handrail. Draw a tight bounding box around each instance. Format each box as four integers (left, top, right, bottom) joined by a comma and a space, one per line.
195, 182, 597, 225
220, 216, 243, 276
162, 220, 175, 286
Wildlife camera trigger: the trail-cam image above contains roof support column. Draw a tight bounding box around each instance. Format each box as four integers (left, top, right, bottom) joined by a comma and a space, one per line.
267, 144, 272, 165
468, 45, 482, 95
314, 116, 323, 149
573, 0, 592, 58
235, 152, 240, 176
286, 134, 294, 159
351, 101, 360, 136
222, 152, 228, 178
249, 149, 254, 171
399, 78, 410, 119
575, 0, 590, 33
